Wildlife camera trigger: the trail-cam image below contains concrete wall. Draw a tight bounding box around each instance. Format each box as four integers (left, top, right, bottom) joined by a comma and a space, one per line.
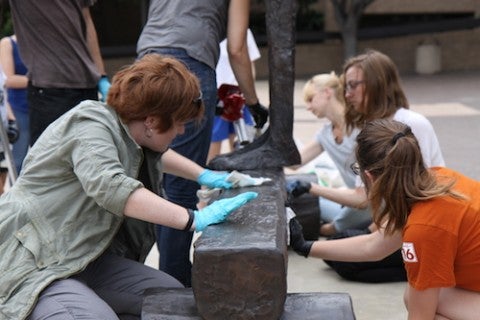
253, 28, 480, 79
104, 27, 479, 80
324, 0, 479, 32
104, 0, 480, 79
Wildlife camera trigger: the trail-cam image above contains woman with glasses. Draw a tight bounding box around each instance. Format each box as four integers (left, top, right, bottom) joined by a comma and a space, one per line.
288, 50, 444, 283
296, 119, 480, 319
0, 54, 257, 320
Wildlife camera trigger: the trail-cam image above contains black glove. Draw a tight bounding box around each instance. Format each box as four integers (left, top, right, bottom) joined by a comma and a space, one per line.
246, 102, 269, 129
289, 218, 313, 258
7, 119, 19, 143
286, 180, 312, 198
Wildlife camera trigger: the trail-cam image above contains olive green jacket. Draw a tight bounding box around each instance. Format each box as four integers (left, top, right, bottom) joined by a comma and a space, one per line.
0, 101, 159, 319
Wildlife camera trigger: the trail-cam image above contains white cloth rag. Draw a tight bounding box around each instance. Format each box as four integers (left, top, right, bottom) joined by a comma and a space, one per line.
197, 170, 271, 203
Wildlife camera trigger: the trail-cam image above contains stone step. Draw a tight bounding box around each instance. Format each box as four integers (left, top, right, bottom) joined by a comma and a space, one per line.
142, 288, 356, 320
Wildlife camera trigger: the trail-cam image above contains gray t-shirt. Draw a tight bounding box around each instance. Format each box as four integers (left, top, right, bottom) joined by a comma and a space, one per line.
9, 0, 100, 88
315, 123, 360, 188
137, 0, 229, 69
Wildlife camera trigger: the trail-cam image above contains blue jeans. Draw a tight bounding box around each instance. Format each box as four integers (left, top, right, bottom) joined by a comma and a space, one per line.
11, 108, 29, 174
27, 83, 98, 145
319, 198, 372, 232
140, 49, 217, 287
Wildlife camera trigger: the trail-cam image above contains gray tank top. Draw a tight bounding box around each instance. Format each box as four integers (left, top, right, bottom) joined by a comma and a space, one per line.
137, 0, 229, 69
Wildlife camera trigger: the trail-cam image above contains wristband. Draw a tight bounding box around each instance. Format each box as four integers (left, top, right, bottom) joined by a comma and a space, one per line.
184, 209, 195, 231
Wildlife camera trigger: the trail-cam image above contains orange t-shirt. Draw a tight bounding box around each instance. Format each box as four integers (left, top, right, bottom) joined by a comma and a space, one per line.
402, 167, 480, 291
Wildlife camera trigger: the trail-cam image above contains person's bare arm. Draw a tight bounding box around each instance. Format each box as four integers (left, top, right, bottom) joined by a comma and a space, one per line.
287, 141, 324, 172
405, 285, 439, 320
161, 148, 205, 182
309, 228, 402, 261
309, 182, 369, 209
82, 7, 106, 75
0, 37, 28, 89
124, 187, 191, 230
226, 0, 258, 105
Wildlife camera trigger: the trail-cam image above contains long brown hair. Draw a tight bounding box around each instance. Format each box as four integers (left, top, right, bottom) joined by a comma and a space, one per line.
343, 50, 409, 133
107, 54, 204, 133
355, 119, 456, 234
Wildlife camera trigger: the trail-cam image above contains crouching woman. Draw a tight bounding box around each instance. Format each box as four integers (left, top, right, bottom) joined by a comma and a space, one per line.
0, 54, 256, 320
291, 118, 480, 319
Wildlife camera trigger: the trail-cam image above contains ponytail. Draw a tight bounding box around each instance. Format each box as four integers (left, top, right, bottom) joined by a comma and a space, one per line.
356, 119, 456, 234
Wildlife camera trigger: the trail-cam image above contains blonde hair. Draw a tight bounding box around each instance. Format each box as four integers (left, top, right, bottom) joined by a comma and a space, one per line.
303, 71, 345, 104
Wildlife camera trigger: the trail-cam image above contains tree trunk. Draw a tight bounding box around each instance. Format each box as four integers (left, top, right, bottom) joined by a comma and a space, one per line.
342, 17, 358, 60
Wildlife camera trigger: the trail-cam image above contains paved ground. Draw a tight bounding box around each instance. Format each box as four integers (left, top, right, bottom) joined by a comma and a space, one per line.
146, 70, 480, 319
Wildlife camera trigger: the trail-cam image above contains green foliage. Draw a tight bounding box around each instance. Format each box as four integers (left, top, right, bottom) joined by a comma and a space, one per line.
0, 2, 13, 38
297, 0, 324, 31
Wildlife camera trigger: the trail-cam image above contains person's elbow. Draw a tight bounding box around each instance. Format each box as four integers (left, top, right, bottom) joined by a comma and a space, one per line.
351, 187, 369, 209
227, 44, 247, 63
354, 199, 369, 210
347, 195, 369, 210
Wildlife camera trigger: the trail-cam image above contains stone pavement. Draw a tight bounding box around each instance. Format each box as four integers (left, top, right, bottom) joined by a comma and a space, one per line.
146, 70, 480, 320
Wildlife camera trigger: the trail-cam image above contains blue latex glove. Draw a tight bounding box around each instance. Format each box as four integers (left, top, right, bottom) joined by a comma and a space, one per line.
286, 180, 311, 198
98, 76, 111, 102
194, 191, 258, 231
197, 169, 232, 189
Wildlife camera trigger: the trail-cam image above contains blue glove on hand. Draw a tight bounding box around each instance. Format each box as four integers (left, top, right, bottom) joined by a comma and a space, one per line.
194, 191, 258, 231
197, 169, 233, 189
98, 75, 111, 102
286, 180, 312, 198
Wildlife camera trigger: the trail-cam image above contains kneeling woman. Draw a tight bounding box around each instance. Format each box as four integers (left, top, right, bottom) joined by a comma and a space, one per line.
292, 119, 480, 319
0, 54, 256, 320
356, 119, 480, 319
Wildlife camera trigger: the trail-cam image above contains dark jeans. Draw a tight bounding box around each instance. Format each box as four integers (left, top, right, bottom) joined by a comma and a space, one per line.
28, 83, 97, 145
323, 229, 407, 283
29, 253, 181, 320
140, 48, 217, 287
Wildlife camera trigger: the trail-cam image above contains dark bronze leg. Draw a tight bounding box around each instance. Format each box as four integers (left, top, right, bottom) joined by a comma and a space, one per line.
208, 0, 301, 171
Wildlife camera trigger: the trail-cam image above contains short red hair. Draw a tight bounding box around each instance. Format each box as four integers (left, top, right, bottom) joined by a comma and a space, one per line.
107, 54, 204, 133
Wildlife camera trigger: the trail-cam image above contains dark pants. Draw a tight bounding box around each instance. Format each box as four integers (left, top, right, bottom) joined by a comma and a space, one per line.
29, 253, 182, 320
324, 229, 407, 283
140, 48, 217, 287
27, 83, 98, 145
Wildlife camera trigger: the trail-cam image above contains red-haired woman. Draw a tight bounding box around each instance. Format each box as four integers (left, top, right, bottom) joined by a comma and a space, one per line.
0, 54, 256, 320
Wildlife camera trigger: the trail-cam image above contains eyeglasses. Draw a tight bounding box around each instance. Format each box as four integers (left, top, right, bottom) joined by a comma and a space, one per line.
350, 162, 361, 175
345, 80, 365, 93
193, 91, 203, 108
